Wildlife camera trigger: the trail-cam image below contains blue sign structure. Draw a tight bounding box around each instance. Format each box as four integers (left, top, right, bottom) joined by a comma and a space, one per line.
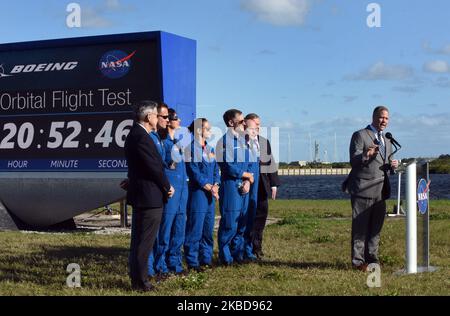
0, 31, 196, 229
417, 178, 429, 215
0, 31, 196, 173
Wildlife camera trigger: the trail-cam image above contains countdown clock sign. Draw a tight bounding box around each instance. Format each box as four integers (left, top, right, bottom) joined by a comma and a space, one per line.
0, 33, 165, 172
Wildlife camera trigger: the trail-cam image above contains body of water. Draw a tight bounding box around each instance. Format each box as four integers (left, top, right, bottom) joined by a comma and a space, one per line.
277, 174, 450, 200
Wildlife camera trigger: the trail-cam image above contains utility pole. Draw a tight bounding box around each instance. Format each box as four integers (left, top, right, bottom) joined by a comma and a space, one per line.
334, 132, 338, 162
287, 132, 292, 164
309, 132, 312, 162
314, 141, 320, 162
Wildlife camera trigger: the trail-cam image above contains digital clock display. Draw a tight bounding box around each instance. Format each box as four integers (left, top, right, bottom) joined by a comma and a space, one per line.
0, 39, 162, 172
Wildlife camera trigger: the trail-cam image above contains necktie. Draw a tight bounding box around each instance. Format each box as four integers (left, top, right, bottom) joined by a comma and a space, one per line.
378, 131, 385, 160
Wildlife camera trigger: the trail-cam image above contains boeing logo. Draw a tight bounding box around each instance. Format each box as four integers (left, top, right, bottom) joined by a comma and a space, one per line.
0, 62, 79, 79
0, 64, 13, 78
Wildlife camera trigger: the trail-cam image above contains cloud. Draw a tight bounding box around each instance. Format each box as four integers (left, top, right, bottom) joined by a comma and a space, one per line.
82, 7, 112, 28
433, 76, 450, 88
423, 60, 450, 73
263, 112, 450, 161
436, 44, 450, 55
343, 96, 358, 103
392, 86, 420, 94
258, 49, 276, 55
208, 45, 222, 53
241, 0, 311, 26
393, 113, 450, 133
345, 62, 414, 81
423, 42, 450, 55
105, 0, 121, 10
81, 0, 135, 28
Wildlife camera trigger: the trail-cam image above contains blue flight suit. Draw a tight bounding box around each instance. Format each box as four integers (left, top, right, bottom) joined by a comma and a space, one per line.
146, 130, 166, 277
243, 137, 260, 260
184, 140, 220, 268
217, 130, 252, 264
155, 133, 189, 274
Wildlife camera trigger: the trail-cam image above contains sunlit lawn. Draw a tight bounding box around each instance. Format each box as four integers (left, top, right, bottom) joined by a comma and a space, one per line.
1, 200, 449, 296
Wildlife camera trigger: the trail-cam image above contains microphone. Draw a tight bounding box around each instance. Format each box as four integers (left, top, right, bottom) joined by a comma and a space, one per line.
385, 132, 401, 148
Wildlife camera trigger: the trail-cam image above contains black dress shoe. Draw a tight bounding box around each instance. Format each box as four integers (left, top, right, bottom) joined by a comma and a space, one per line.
155, 273, 171, 282
254, 250, 264, 259
220, 261, 233, 267
200, 264, 213, 271
132, 281, 157, 292
142, 282, 157, 292
174, 270, 190, 276
352, 263, 368, 272
234, 257, 245, 265
188, 266, 202, 273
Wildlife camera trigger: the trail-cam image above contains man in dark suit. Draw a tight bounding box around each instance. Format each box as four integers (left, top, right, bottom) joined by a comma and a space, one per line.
346, 106, 398, 271
125, 100, 174, 291
245, 114, 281, 259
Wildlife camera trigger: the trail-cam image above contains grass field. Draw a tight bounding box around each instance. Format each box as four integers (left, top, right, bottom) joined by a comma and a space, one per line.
0, 199, 449, 296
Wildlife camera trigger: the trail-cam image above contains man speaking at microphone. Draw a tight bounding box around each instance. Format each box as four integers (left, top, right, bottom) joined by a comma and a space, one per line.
345, 106, 399, 271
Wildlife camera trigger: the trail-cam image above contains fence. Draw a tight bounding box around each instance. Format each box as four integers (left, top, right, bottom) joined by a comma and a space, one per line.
278, 168, 351, 176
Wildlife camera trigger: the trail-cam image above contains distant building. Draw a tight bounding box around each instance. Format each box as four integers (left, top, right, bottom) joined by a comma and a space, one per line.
298, 161, 307, 167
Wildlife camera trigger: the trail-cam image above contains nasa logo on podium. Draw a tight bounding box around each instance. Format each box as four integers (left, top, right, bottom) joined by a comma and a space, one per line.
417, 178, 429, 215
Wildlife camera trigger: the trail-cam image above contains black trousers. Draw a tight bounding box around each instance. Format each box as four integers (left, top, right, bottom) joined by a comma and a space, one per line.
251, 197, 269, 254
129, 207, 163, 287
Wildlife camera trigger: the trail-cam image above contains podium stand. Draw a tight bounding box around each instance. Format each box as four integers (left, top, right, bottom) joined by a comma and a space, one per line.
398, 160, 438, 274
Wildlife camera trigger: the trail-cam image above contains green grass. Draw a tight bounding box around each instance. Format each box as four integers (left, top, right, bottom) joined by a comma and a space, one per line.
1, 199, 449, 296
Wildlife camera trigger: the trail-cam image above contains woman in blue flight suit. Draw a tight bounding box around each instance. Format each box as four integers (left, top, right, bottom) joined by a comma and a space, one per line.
184, 118, 220, 271
155, 109, 189, 275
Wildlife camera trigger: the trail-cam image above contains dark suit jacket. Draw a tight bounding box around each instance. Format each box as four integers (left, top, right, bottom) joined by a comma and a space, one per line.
258, 136, 281, 200
124, 123, 171, 208
346, 126, 393, 200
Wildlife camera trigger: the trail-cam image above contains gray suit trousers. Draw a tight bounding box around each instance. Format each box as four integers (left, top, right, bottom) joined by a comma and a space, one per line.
351, 195, 386, 266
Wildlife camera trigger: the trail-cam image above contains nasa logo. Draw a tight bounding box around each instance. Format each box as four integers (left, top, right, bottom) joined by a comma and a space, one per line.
99, 50, 136, 79
417, 178, 430, 215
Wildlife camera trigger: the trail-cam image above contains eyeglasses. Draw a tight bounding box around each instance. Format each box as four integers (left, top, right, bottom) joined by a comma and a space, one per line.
158, 115, 169, 120
169, 116, 180, 121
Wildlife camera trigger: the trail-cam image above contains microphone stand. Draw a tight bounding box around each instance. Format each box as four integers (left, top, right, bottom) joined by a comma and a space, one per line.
387, 141, 405, 217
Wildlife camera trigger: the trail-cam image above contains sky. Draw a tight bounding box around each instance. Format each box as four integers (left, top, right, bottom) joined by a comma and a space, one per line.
1, 0, 450, 162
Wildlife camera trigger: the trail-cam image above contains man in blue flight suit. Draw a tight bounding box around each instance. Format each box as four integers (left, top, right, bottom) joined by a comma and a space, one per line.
242, 117, 260, 261
216, 109, 255, 266
147, 102, 170, 279
155, 109, 189, 276
184, 118, 220, 271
